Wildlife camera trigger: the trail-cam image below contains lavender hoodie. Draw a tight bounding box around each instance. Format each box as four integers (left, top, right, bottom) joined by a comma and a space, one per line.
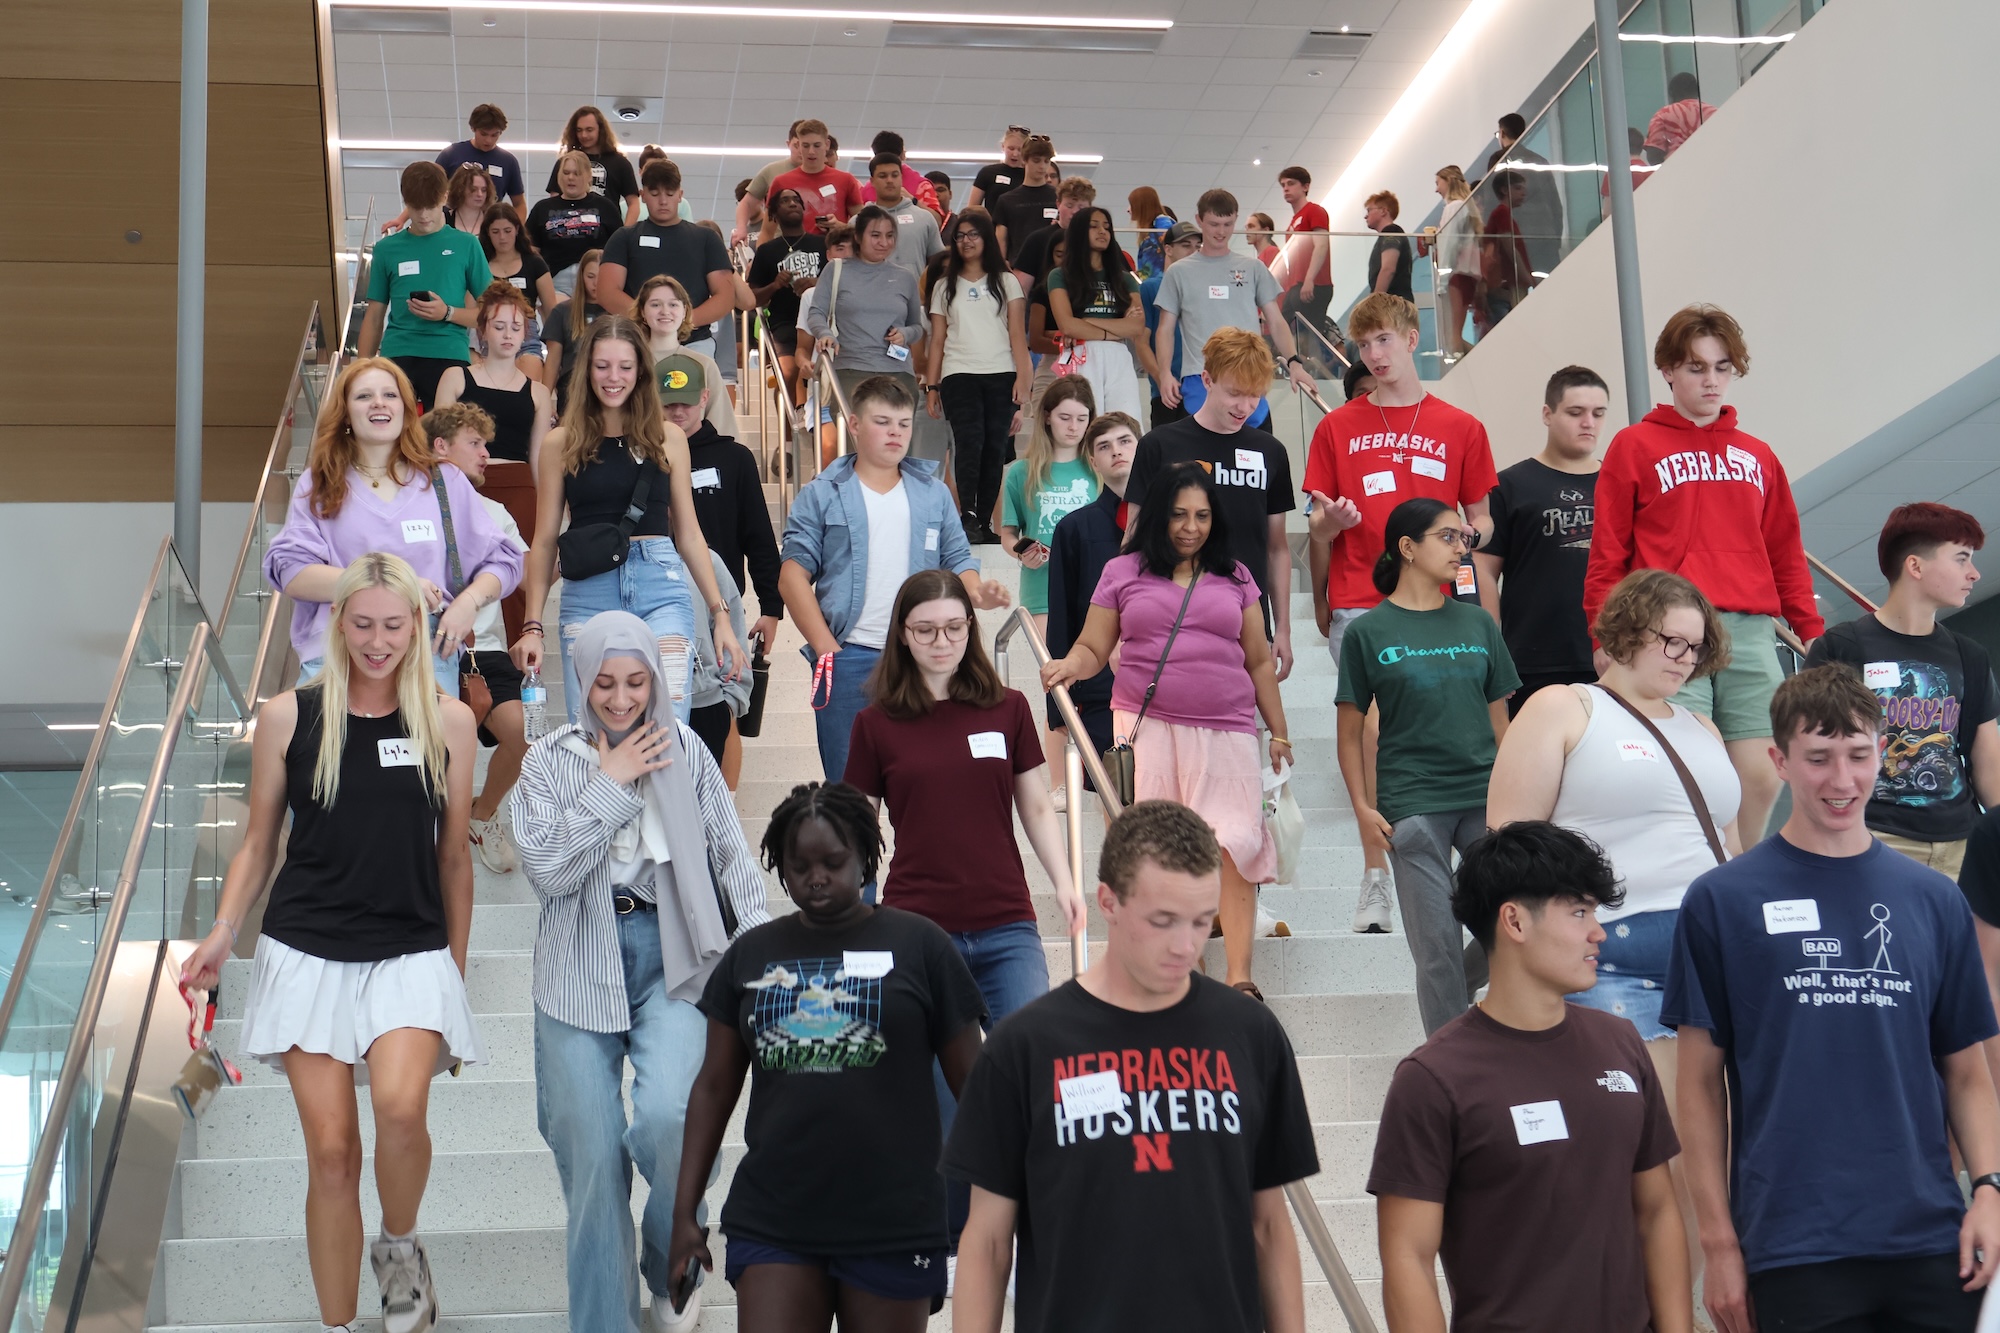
265, 463, 525, 663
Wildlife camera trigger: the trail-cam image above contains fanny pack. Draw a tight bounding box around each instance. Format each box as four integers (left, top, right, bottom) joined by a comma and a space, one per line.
557, 456, 657, 581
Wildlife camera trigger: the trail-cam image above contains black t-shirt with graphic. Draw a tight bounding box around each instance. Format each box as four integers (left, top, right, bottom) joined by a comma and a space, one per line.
1806, 617, 1998, 842
700, 906, 986, 1254
994, 185, 1060, 267
1368, 223, 1415, 301
747, 233, 827, 338
1129, 417, 1297, 603
943, 977, 1319, 1333
1486, 458, 1597, 675
525, 193, 622, 277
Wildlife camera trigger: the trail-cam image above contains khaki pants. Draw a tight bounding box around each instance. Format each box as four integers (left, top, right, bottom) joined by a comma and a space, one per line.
1875, 831, 1967, 879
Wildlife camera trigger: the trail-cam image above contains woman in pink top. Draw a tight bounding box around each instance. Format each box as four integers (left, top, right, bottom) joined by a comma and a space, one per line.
1041, 461, 1292, 996
266, 357, 524, 691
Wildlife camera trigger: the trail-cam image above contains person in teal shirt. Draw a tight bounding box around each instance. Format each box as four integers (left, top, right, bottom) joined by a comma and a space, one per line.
1000, 374, 1099, 619
362, 161, 495, 410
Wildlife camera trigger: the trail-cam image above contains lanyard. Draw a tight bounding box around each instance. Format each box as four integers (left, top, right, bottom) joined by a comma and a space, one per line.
810, 652, 836, 710
180, 983, 244, 1082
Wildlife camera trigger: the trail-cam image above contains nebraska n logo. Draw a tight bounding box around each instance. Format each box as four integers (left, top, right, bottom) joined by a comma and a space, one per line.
1132, 1132, 1174, 1172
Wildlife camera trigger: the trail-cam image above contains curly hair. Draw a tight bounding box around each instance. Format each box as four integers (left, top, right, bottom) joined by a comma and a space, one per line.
760, 782, 883, 886
1591, 569, 1731, 679
1099, 800, 1221, 902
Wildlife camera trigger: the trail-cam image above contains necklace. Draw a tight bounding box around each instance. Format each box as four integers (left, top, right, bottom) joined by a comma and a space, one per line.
1373, 391, 1424, 445
355, 460, 395, 491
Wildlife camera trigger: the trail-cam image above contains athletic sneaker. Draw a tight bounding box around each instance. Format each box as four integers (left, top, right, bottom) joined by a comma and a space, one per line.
468, 814, 517, 874
369, 1236, 438, 1333
1351, 868, 1394, 934
647, 1285, 701, 1333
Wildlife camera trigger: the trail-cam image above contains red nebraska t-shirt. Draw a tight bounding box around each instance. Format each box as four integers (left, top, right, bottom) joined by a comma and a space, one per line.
1302, 393, 1499, 608
843, 692, 1044, 933
1286, 203, 1333, 288
770, 167, 866, 236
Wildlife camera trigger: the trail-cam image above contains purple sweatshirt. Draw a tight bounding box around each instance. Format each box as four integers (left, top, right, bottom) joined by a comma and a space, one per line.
265, 463, 525, 663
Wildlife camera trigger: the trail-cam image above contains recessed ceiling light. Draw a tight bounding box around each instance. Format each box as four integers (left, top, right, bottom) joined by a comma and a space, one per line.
1308, 68, 1321, 76
329, 0, 1172, 30
481, 12, 497, 24
843, 24, 858, 34
1252, 158, 1262, 165
1340, 23, 1349, 31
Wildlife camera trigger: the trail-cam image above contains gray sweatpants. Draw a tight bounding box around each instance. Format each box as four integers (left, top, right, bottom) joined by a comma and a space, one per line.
1388, 806, 1490, 1036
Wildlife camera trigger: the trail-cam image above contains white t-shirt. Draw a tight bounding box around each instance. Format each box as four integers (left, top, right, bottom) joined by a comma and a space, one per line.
469, 495, 527, 653
848, 479, 911, 649
929, 272, 1024, 378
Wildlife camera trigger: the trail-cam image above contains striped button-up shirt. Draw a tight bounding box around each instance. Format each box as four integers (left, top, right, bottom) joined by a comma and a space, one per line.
513, 722, 771, 1032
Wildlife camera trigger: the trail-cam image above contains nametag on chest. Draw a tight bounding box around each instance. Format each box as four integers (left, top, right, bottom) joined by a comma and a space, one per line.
968, 731, 1007, 760
842, 950, 894, 978
1058, 1070, 1125, 1120
1510, 1100, 1568, 1145
401, 519, 437, 543
378, 738, 419, 767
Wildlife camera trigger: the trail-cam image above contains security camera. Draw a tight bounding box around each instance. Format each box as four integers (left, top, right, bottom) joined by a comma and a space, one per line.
613, 101, 645, 122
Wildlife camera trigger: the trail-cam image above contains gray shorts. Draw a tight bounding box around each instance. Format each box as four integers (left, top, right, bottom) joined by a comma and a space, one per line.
1326, 606, 1369, 671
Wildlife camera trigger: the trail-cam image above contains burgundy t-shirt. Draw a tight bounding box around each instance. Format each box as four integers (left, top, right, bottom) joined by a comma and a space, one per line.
1366, 1004, 1679, 1331
843, 692, 1044, 933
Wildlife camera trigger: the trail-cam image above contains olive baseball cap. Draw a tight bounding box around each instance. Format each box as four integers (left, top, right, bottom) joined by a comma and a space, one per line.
655, 354, 706, 405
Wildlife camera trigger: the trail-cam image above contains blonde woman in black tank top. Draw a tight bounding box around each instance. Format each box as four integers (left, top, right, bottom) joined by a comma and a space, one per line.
182, 552, 482, 1333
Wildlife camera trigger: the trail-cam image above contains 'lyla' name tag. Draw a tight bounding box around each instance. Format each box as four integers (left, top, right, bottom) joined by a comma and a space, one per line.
1763, 899, 1820, 933
401, 519, 437, 543
378, 738, 419, 767
842, 950, 894, 978
968, 731, 1007, 760
1510, 1099, 1568, 1145
1058, 1070, 1125, 1120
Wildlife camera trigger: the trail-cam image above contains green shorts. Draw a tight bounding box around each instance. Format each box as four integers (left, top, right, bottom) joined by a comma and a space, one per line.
1674, 611, 1787, 741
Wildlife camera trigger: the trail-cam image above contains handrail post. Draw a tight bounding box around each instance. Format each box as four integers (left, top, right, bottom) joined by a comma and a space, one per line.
1064, 741, 1087, 977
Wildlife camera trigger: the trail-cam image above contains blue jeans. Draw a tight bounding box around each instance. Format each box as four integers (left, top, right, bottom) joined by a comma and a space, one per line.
559, 537, 697, 727
1178, 373, 1271, 428
296, 652, 458, 694
534, 911, 717, 1333
933, 919, 1049, 1243
1568, 907, 1677, 1041
811, 642, 883, 783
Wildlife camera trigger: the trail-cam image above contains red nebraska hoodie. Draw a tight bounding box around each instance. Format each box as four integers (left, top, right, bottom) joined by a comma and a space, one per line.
1583, 404, 1824, 639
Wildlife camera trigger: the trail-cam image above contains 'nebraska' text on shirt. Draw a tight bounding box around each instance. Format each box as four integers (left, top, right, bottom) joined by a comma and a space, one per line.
1652, 446, 1766, 495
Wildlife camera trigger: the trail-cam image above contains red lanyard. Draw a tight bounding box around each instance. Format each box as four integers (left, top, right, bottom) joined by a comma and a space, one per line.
181, 983, 244, 1081
810, 652, 836, 710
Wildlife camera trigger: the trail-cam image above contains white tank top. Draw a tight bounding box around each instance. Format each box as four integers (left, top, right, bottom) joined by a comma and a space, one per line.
1549, 684, 1742, 922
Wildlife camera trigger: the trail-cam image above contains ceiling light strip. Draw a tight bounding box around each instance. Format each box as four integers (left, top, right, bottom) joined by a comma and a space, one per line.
337, 138, 1103, 163
1618, 32, 1793, 43
330, 0, 1170, 31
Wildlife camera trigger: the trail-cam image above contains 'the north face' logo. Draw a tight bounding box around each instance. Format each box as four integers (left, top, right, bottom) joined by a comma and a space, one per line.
1596, 1069, 1639, 1094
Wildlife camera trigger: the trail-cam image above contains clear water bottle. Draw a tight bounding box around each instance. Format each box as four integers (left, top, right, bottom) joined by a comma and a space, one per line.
521, 667, 547, 741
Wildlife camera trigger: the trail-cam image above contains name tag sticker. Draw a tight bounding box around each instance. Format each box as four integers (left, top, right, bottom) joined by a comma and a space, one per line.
401, 519, 437, 543
1058, 1070, 1126, 1120
968, 731, 1008, 760
1454, 563, 1477, 596
1208, 284, 1229, 299
1235, 448, 1261, 470
819, 183, 837, 197
486, 163, 503, 175
842, 950, 895, 979
691, 466, 722, 489
1410, 455, 1446, 481
898, 213, 915, 225
1763, 899, 1821, 934
994, 173, 1012, 184
639, 235, 661, 248
509, 276, 527, 288
1864, 661, 1900, 689
1727, 443, 1758, 471
923, 526, 939, 551
398, 259, 421, 276
1510, 1100, 1569, 1145
1362, 470, 1398, 497
1043, 207, 1058, 219
378, 738, 420, 767
1617, 740, 1659, 763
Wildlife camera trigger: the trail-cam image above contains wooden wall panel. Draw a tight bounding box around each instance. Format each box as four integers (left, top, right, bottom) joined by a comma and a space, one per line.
0, 0, 318, 86
0, 81, 181, 264
0, 426, 280, 503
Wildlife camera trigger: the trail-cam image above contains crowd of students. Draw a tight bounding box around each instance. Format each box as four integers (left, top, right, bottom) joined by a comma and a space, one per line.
181, 96, 2000, 1333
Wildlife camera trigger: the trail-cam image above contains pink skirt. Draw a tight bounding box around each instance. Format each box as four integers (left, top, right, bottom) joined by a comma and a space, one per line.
1117, 713, 1277, 884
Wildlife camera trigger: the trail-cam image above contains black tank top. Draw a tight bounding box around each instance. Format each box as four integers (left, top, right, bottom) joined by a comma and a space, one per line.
456, 372, 537, 463
564, 438, 674, 537
260, 688, 448, 963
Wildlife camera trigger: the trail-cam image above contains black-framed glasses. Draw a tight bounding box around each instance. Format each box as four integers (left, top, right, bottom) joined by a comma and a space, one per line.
905, 619, 971, 645
954, 230, 982, 243
1425, 527, 1478, 550
1650, 631, 1709, 664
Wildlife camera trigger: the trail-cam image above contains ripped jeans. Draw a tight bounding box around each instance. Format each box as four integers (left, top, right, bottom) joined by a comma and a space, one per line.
558, 536, 697, 727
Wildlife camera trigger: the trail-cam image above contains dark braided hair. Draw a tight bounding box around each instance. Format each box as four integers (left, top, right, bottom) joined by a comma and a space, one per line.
760, 782, 883, 885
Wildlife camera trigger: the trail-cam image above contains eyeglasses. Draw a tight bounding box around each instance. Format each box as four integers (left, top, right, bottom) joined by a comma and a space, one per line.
904, 619, 970, 645
1650, 631, 1709, 665
954, 230, 982, 243
1425, 527, 1479, 550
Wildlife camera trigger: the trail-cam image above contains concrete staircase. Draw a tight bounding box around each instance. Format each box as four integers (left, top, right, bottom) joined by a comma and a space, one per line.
149, 397, 1429, 1332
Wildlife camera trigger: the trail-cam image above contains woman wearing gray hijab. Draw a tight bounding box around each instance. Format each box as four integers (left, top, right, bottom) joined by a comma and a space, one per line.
513, 609, 770, 1333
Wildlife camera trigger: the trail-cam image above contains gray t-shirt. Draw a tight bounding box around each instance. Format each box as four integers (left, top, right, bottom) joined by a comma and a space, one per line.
1155, 249, 1281, 374
883, 203, 944, 278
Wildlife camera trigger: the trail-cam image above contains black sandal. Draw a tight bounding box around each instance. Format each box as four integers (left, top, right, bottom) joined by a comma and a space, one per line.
1231, 981, 1265, 1003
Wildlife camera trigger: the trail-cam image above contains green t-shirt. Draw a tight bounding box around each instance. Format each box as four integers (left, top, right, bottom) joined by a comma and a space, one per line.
1334, 599, 1520, 824
1001, 456, 1099, 614
368, 225, 494, 361
1047, 265, 1139, 319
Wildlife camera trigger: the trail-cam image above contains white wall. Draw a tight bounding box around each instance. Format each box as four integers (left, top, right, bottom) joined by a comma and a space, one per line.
1430, 0, 2000, 471
0, 505, 252, 708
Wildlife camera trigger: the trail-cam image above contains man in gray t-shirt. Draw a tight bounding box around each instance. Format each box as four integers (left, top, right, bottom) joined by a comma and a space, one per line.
867, 155, 944, 278
1154, 188, 1315, 428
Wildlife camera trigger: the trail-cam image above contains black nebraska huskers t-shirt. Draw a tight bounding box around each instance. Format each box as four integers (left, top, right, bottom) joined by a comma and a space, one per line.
943, 975, 1319, 1332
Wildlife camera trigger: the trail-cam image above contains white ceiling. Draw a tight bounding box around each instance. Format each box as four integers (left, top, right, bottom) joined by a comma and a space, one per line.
330, 0, 1474, 230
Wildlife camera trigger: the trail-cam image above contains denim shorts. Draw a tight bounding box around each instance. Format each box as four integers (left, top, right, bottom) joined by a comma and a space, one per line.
1568, 907, 1677, 1041
724, 1236, 948, 1306
557, 536, 697, 726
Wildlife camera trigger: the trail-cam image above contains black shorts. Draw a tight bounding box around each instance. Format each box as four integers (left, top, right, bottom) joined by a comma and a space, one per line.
767, 325, 799, 356
689, 700, 733, 766
1748, 1252, 1976, 1330
390, 355, 468, 413
462, 650, 524, 747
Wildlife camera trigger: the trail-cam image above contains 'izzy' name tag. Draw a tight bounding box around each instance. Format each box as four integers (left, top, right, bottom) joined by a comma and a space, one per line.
842, 950, 894, 978
1763, 899, 1820, 933
401, 519, 437, 543
968, 731, 1007, 760
1058, 1070, 1125, 1120
378, 738, 419, 767
1510, 1100, 1568, 1145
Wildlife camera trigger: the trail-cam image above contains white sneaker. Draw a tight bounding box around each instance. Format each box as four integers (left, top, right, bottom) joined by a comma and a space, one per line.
468, 814, 518, 873
946, 1254, 957, 1298
648, 1285, 701, 1333
369, 1236, 438, 1333
1352, 868, 1394, 934
1050, 786, 1067, 813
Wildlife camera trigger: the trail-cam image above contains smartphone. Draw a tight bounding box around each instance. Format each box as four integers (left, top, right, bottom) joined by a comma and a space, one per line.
408, 289, 436, 303
1012, 535, 1038, 555
670, 1227, 708, 1314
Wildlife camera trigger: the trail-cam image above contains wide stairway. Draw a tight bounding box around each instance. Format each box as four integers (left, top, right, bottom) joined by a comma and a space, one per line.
150, 522, 1423, 1332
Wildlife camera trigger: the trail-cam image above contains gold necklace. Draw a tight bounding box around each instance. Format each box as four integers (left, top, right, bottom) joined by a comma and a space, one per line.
355, 461, 395, 491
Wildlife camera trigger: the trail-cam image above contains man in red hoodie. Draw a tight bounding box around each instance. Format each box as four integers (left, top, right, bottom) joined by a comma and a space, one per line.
1584, 304, 1824, 847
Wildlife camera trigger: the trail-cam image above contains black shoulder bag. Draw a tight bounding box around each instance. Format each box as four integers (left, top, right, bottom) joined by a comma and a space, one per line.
557, 452, 657, 581
1101, 572, 1199, 806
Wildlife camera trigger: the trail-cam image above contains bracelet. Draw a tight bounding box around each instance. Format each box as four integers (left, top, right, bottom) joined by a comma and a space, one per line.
215, 915, 239, 945
1269, 736, 1292, 747
521, 626, 544, 636
522, 620, 543, 629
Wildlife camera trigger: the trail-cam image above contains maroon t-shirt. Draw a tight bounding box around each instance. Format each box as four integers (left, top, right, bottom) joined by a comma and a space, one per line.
1366, 1004, 1679, 1330
843, 692, 1044, 933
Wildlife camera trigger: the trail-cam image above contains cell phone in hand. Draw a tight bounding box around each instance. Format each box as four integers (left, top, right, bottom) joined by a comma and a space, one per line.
1013, 535, 1038, 555
670, 1226, 708, 1314
408, 290, 436, 303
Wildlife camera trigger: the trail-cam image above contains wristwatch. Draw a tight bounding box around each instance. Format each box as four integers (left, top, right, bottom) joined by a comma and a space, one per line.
1973, 1173, 2000, 1198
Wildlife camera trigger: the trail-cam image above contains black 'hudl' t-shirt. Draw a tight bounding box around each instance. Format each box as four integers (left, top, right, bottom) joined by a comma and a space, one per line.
261, 687, 447, 962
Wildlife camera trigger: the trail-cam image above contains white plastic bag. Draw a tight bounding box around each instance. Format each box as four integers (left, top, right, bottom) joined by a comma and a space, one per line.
1262, 759, 1304, 886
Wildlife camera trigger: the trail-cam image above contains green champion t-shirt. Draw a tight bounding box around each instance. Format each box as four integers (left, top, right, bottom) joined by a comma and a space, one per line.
368, 225, 494, 361
1334, 599, 1520, 823
1001, 456, 1099, 614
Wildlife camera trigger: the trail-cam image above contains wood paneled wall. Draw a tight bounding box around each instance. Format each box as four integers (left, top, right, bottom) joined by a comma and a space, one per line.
0, 0, 336, 502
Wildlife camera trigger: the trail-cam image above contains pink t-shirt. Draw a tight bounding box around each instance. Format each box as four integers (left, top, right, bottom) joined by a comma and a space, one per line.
1090, 553, 1261, 734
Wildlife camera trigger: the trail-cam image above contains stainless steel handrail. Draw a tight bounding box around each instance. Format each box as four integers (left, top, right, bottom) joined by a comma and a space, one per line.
0, 622, 224, 1331
1291, 313, 1351, 374
214, 306, 323, 642
1806, 551, 1878, 615
753, 319, 800, 525
810, 345, 858, 463
986, 605, 1380, 1333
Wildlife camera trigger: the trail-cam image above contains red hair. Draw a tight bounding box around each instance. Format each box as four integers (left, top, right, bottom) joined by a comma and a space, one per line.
1878, 502, 1985, 582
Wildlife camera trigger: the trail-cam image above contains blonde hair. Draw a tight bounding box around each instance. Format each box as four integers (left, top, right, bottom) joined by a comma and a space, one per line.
307, 358, 435, 520
1436, 165, 1471, 202
1023, 375, 1095, 501
1347, 293, 1421, 341
309, 553, 450, 808
555, 150, 594, 192
557, 315, 674, 475
634, 273, 695, 343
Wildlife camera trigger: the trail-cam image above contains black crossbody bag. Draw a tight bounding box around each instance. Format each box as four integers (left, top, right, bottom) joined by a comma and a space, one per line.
557, 455, 657, 580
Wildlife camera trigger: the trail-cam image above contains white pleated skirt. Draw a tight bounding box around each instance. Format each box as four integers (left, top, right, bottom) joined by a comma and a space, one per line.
238, 935, 484, 1083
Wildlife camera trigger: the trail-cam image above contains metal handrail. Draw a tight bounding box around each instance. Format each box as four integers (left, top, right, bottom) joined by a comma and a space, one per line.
753, 319, 801, 525
215, 306, 323, 642
1291, 313, 1351, 374
0, 622, 225, 1332
810, 345, 858, 462
985, 606, 1379, 1333
1806, 551, 1878, 615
